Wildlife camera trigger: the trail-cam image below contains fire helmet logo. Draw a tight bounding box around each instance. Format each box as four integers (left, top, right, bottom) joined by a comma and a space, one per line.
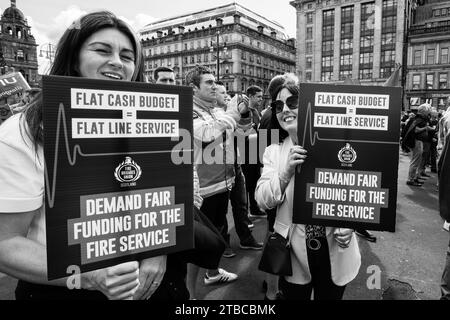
338, 143, 357, 165
114, 156, 142, 183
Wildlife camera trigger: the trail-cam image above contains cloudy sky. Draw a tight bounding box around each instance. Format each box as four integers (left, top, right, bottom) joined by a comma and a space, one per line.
1, 0, 297, 72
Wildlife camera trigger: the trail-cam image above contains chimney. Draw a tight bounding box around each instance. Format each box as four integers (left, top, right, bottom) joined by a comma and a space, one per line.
178, 25, 185, 34
233, 14, 241, 24
216, 17, 223, 27
156, 30, 163, 38
257, 25, 264, 33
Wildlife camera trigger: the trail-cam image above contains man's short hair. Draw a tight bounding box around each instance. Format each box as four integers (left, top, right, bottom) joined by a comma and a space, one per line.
185, 65, 213, 87
246, 85, 263, 97
154, 66, 174, 81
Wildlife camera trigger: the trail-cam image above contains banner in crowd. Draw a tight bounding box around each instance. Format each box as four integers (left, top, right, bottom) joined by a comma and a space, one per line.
293, 83, 401, 231
0, 71, 30, 100
43, 76, 194, 280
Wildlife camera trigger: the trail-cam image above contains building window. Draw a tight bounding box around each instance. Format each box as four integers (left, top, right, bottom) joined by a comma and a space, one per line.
427, 49, 435, 64
359, 52, 373, 68
204, 53, 209, 62
307, 12, 313, 24
323, 9, 335, 26
306, 57, 312, 69
321, 71, 333, 82
322, 56, 333, 67
322, 25, 334, 39
381, 50, 395, 63
17, 49, 24, 61
414, 50, 422, 65
339, 70, 352, 80
426, 74, 434, 89
380, 67, 393, 78
340, 54, 352, 66
440, 73, 448, 89
381, 16, 396, 32
359, 69, 372, 79
340, 39, 353, 50
361, 2, 375, 34
441, 48, 449, 64
360, 35, 374, 49
197, 55, 201, 63
341, 22, 353, 37
341, 6, 354, 21
412, 74, 421, 90
306, 72, 312, 81
306, 42, 313, 54
322, 40, 334, 53
306, 27, 313, 40
381, 33, 396, 47
190, 56, 195, 64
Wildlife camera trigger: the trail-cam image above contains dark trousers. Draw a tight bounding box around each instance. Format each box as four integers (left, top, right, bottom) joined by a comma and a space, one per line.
441, 246, 450, 300
430, 140, 438, 171
419, 141, 431, 174
242, 163, 261, 214
230, 164, 252, 242
279, 237, 346, 300
201, 191, 230, 245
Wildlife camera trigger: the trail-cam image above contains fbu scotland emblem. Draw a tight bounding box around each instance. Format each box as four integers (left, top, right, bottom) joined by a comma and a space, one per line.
114, 156, 142, 186
338, 143, 357, 167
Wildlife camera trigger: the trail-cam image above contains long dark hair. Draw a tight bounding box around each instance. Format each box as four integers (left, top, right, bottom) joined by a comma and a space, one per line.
23, 11, 144, 148
269, 82, 300, 143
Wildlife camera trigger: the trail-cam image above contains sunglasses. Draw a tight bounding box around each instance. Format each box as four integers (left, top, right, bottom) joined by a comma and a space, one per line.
271, 96, 299, 114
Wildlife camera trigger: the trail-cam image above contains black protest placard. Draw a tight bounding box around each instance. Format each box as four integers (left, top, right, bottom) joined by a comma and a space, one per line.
43, 76, 193, 280
293, 83, 401, 231
0, 71, 30, 100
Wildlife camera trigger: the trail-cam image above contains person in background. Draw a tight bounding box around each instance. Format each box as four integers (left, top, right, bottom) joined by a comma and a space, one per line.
154, 66, 226, 301
241, 85, 265, 219
186, 65, 240, 286
154, 66, 176, 85
438, 110, 450, 299
215, 81, 263, 257
406, 104, 434, 186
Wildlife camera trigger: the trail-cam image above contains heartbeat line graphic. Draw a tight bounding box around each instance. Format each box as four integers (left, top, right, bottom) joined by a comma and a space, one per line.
45, 103, 191, 208
301, 102, 398, 147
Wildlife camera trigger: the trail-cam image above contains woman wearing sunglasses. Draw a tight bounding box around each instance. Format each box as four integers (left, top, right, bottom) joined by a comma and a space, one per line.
255, 81, 360, 300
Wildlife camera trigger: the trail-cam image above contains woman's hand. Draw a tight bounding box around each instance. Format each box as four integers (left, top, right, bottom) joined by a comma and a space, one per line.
82, 261, 140, 300
279, 146, 307, 182
333, 228, 354, 249
133, 255, 167, 300
237, 94, 250, 114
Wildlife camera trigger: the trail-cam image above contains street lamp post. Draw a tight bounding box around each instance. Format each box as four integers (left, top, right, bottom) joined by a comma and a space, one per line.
210, 30, 227, 81
39, 43, 56, 75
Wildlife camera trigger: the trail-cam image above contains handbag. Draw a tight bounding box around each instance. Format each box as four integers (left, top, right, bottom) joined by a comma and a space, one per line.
258, 231, 292, 276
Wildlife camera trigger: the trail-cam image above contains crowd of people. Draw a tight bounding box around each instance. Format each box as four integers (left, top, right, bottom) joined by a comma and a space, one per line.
0, 11, 449, 301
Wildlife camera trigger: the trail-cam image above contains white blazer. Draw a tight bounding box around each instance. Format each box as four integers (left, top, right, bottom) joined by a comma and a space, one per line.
255, 137, 361, 286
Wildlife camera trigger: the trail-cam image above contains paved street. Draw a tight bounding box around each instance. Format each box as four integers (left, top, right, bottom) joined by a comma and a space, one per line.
0, 151, 448, 300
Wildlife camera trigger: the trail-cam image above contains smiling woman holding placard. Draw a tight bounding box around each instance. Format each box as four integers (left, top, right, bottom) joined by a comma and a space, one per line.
255, 81, 361, 300
0, 11, 169, 300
